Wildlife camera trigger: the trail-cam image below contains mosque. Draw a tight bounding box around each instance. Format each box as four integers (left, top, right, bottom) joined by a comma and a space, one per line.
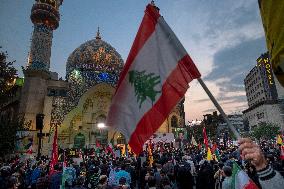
5, 0, 187, 155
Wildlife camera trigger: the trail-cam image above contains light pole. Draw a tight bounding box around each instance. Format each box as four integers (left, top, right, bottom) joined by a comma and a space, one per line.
36, 113, 44, 159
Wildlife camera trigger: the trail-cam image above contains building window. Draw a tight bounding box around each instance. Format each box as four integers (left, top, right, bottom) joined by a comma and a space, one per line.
48, 88, 67, 97
257, 112, 264, 119
117, 134, 126, 144
48, 89, 56, 96
74, 133, 86, 149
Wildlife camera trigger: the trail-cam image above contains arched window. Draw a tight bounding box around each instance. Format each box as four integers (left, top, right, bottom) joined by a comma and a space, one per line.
171, 116, 178, 128
117, 134, 126, 144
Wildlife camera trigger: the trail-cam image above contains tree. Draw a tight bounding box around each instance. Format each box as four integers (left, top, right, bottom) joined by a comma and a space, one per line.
0, 47, 17, 98
0, 117, 29, 158
251, 122, 280, 140
0, 47, 22, 158
189, 121, 218, 143
129, 70, 161, 108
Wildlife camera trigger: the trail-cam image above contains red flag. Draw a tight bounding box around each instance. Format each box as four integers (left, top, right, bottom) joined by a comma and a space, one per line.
105, 143, 115, 157
211, 143, 217, 153
281, 145, 284, 160
49, 126, 58, 174
106, 3, 201, 155
198, 143, 202, 150
96, 140, 101, 148
63, 150, 67, 168
203, 127, 209, 150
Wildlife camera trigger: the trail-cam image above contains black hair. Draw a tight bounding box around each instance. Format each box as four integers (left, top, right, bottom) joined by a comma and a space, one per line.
222, 166, 232, 177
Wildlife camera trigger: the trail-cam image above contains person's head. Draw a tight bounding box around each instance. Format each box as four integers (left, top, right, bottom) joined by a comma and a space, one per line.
119, 177, 127, 185
160, 169, 166, 177
161, 177, 171, 186
40, 171, 46, 178
99, 175, 108, 185
93, 166, 100, 174
76, 176, 85, 186
37, 161, 43, 167
120, 164, 126, 170
156, 164, 162, 172
54, 164, 59, 171
0, 167, 11, 178
7, 176, 17, 189
218, 162, 224, 169
222, 166, 232, 177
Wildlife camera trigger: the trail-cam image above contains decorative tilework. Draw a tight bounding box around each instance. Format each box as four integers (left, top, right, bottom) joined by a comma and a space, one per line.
49, 38, 124, 131
27, 24, 53, 71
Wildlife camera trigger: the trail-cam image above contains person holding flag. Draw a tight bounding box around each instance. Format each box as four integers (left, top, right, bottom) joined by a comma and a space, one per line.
238, 138, 284, 189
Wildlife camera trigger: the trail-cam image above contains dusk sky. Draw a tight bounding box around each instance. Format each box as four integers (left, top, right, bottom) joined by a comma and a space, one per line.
0, 0, 267, 122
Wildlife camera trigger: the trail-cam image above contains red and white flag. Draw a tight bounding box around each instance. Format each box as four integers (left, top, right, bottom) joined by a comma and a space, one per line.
49, 126, 58, 174
107, 4, 201, 154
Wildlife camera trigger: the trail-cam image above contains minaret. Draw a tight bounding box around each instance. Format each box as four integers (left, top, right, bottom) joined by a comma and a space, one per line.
19, 0, 63, 130
27, 0, 63, 71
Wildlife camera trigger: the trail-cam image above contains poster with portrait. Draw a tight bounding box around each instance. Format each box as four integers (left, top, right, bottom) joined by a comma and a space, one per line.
15, 131, 36, 154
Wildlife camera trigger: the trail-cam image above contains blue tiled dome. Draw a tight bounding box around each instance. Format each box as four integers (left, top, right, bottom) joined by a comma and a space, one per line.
66, 38, 124, 78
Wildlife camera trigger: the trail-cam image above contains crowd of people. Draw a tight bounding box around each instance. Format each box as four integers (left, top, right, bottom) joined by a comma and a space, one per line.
0, 138, 284, 189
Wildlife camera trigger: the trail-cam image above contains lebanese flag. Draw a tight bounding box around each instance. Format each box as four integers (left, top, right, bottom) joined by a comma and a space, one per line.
107, 3, 201, 155
232, 162, 259, 189
49, 126, 58, 175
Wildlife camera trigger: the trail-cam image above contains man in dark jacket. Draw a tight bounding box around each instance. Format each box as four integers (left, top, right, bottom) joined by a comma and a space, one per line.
49, 164, 63, 189
196, 160, 215, 189
176, 160, 193, 189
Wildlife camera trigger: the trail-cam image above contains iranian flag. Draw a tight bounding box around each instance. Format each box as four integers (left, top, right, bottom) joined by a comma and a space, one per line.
25, 138, 33, 154
107, 3, 201, 154
232, 162, 259, 189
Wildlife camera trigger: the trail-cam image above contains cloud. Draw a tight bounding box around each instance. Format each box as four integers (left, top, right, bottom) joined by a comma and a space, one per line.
205, 37, 266, 91
170, 0, 267, 120
217, 94, 247, 103
203, 108, 217, 113
194, 98, 211, 103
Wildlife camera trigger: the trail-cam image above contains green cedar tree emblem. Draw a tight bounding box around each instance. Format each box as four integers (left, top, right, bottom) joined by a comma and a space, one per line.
129, 70, 161, 108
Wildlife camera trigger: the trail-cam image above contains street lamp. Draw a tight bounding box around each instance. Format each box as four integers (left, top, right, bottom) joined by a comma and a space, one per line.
97, 122, 106, 129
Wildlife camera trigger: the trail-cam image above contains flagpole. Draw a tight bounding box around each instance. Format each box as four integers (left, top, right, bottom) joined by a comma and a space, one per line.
197, 78, 241, 140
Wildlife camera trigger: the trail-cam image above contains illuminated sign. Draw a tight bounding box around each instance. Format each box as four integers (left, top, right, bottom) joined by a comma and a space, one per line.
256, 52, 278, 100
257, 53, 274, 85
